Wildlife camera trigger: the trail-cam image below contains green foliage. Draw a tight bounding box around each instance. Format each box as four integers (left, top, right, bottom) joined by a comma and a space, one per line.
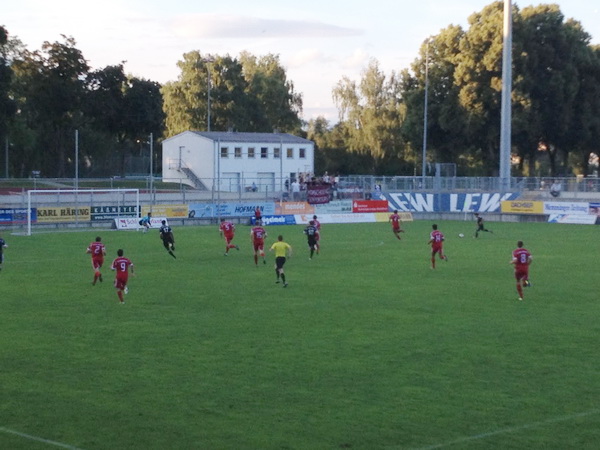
0, 26, 16, 140
162, 51, 303, 137
332, 60, 406, 172
1, 221, 599, 449
399, 1, 600, 177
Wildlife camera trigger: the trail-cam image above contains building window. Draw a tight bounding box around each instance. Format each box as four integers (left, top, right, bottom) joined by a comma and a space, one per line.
234, 147, 242, 158
274, 147, 281, 159
220, 147, 229, 158
299, 148, 306, 159
248, 147, 255, 158
261, 147, 268, 159
287, 148, 293, 159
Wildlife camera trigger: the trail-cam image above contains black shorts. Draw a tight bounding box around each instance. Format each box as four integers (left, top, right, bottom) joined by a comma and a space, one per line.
307, 238, 317, 248
275, 256, 286, 269
162, 238, 174, 248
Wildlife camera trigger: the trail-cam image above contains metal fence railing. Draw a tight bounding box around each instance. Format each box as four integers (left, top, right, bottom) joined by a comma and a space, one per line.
1, 175, 599, 208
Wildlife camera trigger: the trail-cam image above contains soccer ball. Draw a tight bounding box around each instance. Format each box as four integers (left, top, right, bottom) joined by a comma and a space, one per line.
458, 233, 465, 238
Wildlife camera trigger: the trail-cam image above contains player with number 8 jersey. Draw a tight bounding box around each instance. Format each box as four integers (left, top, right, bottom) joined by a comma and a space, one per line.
511, 241, 532, 301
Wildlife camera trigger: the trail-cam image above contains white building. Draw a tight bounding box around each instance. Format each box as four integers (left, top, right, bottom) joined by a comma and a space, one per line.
162, 131, 315, 192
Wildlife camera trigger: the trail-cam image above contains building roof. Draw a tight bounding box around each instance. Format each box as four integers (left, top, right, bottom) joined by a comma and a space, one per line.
190, 131, 313, 145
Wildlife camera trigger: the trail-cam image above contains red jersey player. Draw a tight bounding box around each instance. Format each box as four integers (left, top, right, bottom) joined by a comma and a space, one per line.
427, 224, 448, 269
219, 218, 239, 255
511, 240, 532, 301
312, 214, 321, 254
250, 219, 268, 265
389, 210, 404, 240
86, 236, 106, 285
111, 249, 134, 304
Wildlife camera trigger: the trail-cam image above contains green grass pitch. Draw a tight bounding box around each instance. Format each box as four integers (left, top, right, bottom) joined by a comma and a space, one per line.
0, 220, 599, 449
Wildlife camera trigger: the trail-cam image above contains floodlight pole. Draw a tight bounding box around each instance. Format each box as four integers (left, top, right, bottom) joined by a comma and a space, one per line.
202, 57, 215, 132
422, 39, 430, 183
149, 132, 154, 205
75, 129, 79, 189
4, 137, 8, 178
499, 0, 513, 190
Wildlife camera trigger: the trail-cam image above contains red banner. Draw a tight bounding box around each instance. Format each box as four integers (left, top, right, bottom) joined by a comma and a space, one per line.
307, 183, 331, 204
352, 200, 389, 213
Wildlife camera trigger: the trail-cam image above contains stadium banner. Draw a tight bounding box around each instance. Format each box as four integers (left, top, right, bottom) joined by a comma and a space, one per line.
544, 201, 589, 215
91, 205, 138, 221
374, 212, 414, 222
548, 214, 596, 225
260, 215, 297, 226
275, 201, 314, 215
188, 202, 276, 218
142, 204, 189, 218
0, 208, 35, 224
307, 183, 331, 204
36, 206, 91, 223
352, 200, 389, 213
500, 200, 544, 214
295, 213, 377, 224
114, 217, 168, 230
314, 200, 352, 214
383, 192, 520, 212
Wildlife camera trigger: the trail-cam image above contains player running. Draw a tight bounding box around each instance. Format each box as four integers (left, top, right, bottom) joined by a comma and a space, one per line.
219, 218, 239, 255
250, 219, 267, 265
312, 215, 321, 254
111, 249, 134, 304
86, 236, 106, 285
389, 210, 405, 240
269, 235, 292, 288
474, 213, 493, 238
304, 220, 319, 260
511, 240, 532, 301
427, 224, 448, 269
0, 235, 8, 272
159, 220, 176, 259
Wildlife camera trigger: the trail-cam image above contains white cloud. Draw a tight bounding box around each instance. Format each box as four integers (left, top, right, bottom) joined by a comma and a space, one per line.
286, 49, 334, 68
169, 14, 362, 39
341, 48, 371, 70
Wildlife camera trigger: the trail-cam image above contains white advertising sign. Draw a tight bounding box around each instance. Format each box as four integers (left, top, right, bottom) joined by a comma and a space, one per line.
295, 213, 377, 224
543, 202, 589, 215
114, 217, 168, 230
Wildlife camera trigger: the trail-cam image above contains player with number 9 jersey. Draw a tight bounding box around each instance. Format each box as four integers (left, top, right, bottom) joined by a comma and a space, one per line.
111, 249, 134, 303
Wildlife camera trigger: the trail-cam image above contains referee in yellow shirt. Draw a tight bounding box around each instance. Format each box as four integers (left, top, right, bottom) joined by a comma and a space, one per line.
269, 235, 292, 287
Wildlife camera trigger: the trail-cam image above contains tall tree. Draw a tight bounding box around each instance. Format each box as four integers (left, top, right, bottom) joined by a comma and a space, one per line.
332, 60, 407, 174
240, 52, 303, 133
513, 4, 597, 176
162, 51, 303, 137
0, 26, 17, 155
12, 35, 89, 177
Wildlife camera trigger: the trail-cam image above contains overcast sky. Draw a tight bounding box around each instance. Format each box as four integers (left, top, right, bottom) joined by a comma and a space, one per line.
4, 0, 599, 122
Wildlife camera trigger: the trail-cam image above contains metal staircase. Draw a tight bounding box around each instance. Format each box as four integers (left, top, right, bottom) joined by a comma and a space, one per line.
180, 166, 209, 191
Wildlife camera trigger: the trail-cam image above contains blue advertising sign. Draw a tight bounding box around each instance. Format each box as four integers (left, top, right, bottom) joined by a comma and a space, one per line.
383, 192, 520, 213
260, 215, 297, 226
0, 208, 36, 224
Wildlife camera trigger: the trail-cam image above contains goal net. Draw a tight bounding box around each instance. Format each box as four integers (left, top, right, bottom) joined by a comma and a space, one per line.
24, 188, 140, 235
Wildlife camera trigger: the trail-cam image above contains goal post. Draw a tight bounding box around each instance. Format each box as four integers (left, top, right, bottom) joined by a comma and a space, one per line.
25, 188, 140, 235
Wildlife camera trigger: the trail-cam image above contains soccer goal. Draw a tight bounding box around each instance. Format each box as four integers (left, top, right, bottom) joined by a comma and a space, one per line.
25, 188, 140, 235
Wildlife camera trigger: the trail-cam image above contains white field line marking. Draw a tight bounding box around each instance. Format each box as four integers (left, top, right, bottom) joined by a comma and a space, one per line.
413, 408, 600, 450
0, 427, 83, 450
